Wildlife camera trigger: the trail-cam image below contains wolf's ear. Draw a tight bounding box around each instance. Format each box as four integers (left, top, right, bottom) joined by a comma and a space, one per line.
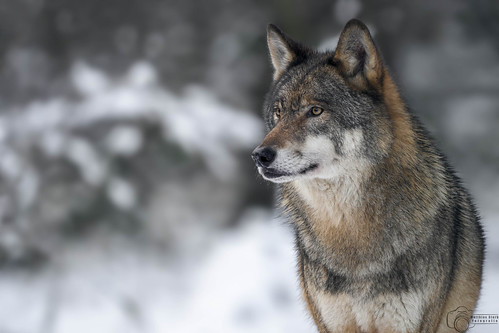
267, 24, 304, 81
333, 19, 384, 91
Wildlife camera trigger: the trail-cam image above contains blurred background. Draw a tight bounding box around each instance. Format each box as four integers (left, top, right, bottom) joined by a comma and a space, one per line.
0, 0, 497, 332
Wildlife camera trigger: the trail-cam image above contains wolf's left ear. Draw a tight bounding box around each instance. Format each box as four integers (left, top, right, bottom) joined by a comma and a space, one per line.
333, 19, 384, 91
267, 24, 306, 81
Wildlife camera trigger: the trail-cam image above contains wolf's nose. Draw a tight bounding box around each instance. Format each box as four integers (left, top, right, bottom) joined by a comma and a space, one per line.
251, 147, 276, 168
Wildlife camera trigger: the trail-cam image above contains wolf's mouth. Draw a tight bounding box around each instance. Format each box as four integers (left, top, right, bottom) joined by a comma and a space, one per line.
299, 163, 319, 175
261, 163, 318, 179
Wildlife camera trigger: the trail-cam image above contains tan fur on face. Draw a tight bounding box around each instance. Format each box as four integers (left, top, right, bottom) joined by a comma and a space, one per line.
260, 114, 306, 149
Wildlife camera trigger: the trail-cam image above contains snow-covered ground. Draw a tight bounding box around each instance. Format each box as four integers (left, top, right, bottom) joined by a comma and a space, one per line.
0, 208, 316, 333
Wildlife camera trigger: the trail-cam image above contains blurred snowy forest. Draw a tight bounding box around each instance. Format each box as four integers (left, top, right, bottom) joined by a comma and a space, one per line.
0, 0, 498, 332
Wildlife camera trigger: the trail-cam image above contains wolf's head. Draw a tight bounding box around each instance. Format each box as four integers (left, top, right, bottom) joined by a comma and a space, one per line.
252, 19, 396, 183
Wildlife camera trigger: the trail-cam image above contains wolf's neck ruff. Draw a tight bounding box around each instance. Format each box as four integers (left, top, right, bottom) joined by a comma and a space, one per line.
291, 174, 366, 226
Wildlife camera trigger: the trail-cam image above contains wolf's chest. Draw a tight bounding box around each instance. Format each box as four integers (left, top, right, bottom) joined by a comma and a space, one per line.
300, 252, 429, 332
309, 283, 425, 333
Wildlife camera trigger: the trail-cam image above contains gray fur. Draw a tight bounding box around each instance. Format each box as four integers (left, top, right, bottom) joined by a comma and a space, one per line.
252, 19, 484, 333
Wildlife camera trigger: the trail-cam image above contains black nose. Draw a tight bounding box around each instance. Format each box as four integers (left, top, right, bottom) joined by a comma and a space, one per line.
251, 146, 276, 168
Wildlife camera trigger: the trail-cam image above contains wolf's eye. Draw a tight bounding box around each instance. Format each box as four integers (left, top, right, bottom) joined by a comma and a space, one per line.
309, 106, 324, 117
273, 107, 281, 121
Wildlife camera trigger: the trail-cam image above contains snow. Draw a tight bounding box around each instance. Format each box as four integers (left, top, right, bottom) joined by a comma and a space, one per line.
17, 168, 39, 209
105, 125, 144, 156
0, 209, 315, 333
66, 137, 107, 186
40, 131, 67, 158
71, 62, 110, 96
0, 230, 24, 260
107, 177, 137, 210
0, 61, 262, 185
0, 146, 22, 180
175, 209, 314, 333
127, 61, 159, 87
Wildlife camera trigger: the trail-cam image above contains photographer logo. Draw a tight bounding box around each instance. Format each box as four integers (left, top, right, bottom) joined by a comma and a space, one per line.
447, 306, 498, 332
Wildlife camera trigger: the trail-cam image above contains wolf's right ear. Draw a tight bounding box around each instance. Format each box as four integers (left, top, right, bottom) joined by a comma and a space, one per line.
267, 24, 304, 81
333, 19, 384, 91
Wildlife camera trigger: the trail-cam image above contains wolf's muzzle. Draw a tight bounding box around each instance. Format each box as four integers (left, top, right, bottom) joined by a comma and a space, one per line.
251, 146, 276, 168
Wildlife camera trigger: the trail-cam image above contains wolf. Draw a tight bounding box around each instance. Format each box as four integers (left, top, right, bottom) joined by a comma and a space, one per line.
251, 19, 484, 333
